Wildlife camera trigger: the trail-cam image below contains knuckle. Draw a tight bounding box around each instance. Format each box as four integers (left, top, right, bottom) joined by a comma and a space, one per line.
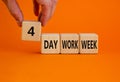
44, 0, 58, 7
53, 0, 58, 4
45, 1, 52, 7
10, 11, 21, 20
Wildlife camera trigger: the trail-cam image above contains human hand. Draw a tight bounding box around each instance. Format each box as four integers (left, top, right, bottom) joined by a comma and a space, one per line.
33, 0, 58, 26
2, 0, 58, 26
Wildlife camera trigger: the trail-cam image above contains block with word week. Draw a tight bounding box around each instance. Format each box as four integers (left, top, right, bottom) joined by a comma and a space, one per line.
79, 33, 98, 54
22, 21, 41, 41
41, 34, 60, 54
60, 34, 79, 54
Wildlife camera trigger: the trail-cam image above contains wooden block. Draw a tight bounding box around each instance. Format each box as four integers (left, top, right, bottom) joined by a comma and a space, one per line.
60, 34, 79, 54
79, 33, 98, 54
41, 34, 60, 54
22, 21, 41, 41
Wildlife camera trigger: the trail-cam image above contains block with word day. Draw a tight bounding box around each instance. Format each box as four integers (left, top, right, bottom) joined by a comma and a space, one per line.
41, 34, 60, 54
79, 33, 98, 54
22, 21, 41, 41
60, 34, 79, 54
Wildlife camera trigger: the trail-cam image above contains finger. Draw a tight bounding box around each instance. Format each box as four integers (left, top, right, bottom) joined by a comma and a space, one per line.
38, 3, 52, 26
3, 0, 23, 26
33, 0, 39, 16
51, 0, 57, 18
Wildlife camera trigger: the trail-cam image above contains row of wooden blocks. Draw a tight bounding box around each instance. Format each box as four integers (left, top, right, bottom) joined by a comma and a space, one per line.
22, 21, 98, 54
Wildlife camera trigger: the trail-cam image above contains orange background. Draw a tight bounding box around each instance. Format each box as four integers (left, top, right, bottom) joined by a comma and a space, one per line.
0, 0, 120, 82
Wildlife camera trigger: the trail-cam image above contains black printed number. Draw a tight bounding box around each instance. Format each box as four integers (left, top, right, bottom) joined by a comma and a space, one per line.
27, 26, 35, 36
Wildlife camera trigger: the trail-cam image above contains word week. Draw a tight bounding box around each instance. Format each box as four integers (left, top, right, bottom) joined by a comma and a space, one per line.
22, 21, 98, 54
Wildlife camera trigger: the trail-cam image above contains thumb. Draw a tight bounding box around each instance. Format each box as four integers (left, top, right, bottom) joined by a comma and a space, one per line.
3, 0, 23, 26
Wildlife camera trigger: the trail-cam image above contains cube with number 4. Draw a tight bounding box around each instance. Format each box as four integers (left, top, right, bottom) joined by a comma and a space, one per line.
22, 21, 41, 41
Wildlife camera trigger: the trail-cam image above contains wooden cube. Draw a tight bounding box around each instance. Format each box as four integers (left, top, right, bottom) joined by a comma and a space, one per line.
79, 33, 98, 54
22, 21, 41, 41
41, 34, 60, 54
60, 34, 79, 54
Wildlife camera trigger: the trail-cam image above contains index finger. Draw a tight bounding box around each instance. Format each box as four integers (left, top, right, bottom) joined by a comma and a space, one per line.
38, 3, 52, 26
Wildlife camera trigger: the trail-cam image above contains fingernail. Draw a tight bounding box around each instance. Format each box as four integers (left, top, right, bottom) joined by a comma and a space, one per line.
16, 20, 22, 27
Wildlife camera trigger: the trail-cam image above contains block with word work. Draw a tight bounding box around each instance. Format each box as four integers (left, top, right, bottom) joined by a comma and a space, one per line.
22, 21, 41, 41
60, 34, 79, 54
41, 34, 60, 54
79, 33, 98, 54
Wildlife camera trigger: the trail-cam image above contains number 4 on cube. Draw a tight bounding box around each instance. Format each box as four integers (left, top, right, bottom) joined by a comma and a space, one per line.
27, 26, 35, 36
22, 21, 41, 41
